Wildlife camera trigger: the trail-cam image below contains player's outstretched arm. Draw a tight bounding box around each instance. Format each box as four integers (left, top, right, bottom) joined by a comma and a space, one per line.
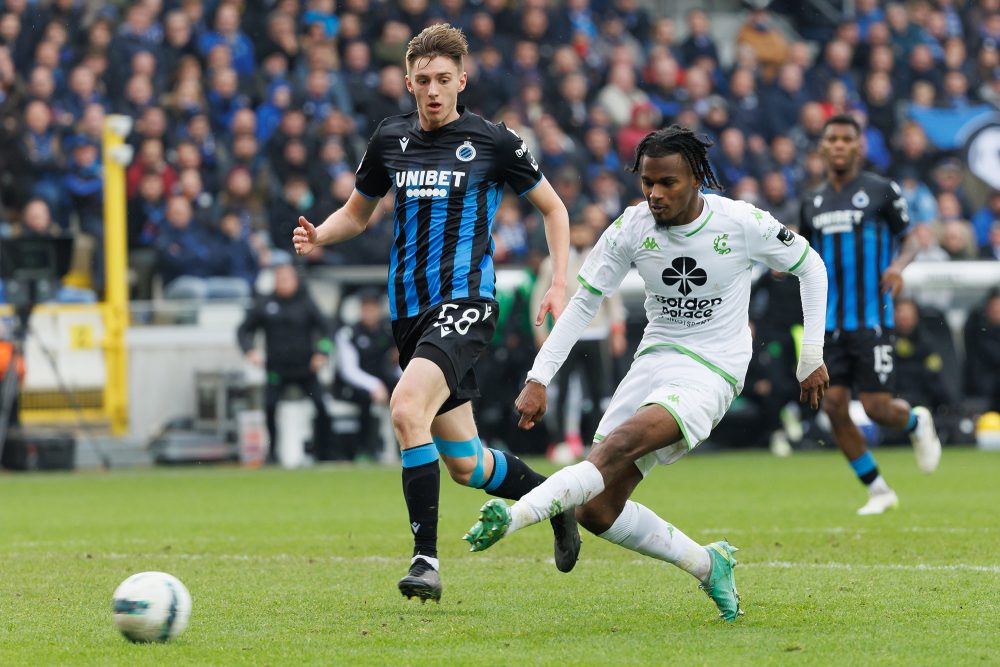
525, 179, 570, 325
293, 190, 379, 256
520, 287, 604, 429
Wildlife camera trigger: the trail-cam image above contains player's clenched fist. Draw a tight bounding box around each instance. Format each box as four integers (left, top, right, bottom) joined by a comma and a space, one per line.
293, 216, 318, 255
516, 380, 548, 430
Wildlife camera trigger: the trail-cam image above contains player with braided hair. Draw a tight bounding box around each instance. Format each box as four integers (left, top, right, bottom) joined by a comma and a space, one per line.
463, 126, 831, 621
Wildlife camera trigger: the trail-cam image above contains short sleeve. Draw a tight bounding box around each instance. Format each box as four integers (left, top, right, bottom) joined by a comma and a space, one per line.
577, 213, 634, 297
497, 123, 543, 196
880, 180, 911, 237
743, 202, 812, 274
354, 121, 391, 199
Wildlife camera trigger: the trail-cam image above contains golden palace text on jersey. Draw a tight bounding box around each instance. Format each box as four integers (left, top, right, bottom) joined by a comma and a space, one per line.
353, 107, 543, 321
799, 172, 910, 333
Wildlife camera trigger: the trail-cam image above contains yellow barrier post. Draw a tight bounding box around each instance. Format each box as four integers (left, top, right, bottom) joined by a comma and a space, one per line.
102, 115, 133, 436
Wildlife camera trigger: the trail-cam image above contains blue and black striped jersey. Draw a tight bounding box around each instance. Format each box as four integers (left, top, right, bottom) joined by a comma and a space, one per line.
800, 172, 910, 332
354, 106, 543, 321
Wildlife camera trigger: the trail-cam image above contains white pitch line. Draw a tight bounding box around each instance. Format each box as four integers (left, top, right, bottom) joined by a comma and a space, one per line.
3, 552, 998, 574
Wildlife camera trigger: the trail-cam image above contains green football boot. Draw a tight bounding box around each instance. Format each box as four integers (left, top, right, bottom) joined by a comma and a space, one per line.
463, 499, 511, 552
699, 541, 743, 621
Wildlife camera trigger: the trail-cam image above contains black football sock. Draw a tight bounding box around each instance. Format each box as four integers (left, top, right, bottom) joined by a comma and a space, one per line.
482, 449, 546, 500
401, 444, 440, 560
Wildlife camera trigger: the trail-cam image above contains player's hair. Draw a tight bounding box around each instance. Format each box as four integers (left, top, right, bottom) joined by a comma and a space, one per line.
629, 125, 723, 191
405, 23, 468, 71
823, 113, 861, 136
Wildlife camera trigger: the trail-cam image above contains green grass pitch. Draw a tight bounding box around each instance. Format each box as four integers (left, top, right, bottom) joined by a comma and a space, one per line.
1, 447, 997, 666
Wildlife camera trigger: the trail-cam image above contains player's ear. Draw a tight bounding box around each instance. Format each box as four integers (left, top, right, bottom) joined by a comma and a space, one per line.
404, 74, 414, 94
457, 71, 467, 93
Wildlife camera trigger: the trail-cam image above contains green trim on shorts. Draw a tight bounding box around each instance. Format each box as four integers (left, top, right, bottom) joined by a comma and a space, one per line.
593, 433, 605, 442
684, 210, 714, 237
577, 274, 602, 295
787, 245, 809, 272
645, 401, 694, 450
634, 342, 738, 387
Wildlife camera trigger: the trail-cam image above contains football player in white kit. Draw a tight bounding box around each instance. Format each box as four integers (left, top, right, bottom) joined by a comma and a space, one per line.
464, 127, 830, 621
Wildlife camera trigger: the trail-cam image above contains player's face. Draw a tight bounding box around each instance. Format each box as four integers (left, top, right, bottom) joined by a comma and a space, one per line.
405, 56, 467, 131
820, 123, 861, 174
639, 153, 701, 227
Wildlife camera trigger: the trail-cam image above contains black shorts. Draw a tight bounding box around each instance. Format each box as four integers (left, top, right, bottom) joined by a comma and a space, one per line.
392, 299, 499, 415
825, 329, 897, 393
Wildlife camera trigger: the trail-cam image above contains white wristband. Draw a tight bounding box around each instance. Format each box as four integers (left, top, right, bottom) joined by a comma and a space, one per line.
796, 343, 824, 383
525, 372, 548, 388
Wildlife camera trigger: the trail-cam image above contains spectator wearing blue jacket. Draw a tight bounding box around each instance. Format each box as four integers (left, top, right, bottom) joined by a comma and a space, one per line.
197, 4, 255, 77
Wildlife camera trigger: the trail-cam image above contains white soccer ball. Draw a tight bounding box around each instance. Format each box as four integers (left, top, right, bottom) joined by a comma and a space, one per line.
112, 571, 192, 643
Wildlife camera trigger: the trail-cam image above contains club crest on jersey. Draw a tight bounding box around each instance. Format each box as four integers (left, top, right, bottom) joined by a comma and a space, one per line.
713, 234, 731, 255
456, 141, 476, 162
852, 190, 870, 208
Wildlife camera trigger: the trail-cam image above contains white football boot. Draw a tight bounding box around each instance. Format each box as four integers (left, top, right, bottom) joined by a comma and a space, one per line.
909, 406, 941, 474
857, 488, 899, 516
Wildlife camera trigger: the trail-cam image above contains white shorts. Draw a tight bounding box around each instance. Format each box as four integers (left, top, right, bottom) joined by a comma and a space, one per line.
593, 349, 737, 476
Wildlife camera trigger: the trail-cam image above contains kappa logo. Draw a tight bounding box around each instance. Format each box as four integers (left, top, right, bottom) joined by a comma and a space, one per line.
639, 236, 659, 251
399, 136, 409, 152
662, 256, 707, 296
456, 140, 476, 162
852, 190, 870, 208
666, 394, 680, 404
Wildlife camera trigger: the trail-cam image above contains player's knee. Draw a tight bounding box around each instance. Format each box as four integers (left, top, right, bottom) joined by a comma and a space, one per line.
575, 501, 619, 535
389, 394, 428, 443
823, 392, 850, 418
860, 395, 890, 422
435, 436, 488, 488
590, 424, 643, 469
444, 461, 474, 485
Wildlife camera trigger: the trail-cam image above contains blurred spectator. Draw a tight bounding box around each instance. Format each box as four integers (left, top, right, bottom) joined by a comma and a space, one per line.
788, 102, 826, 154
157, 195, 248, 301
596, 63, 648, 128
679, 9, 719, 67
761, 171, 799, 224
19, 99, 65, 225
940, 220, 977, 260
737, 5, 788, 83
893, 298, 960, 412
63, 135, 103, 237
896, 167, 939, 226
333, 289, 398, 460
910, 223, 950, 263
981, 221, 1000, 260
237, 262, 333, 463
971, 191, 1000, 250
198, 3, 255, 77
964, 290, 1000, 410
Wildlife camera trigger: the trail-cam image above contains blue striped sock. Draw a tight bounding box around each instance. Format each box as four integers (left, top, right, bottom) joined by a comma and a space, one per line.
849, 451, 879, 486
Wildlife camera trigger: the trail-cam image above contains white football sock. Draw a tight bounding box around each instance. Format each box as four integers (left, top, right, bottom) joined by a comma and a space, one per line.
412, 555, 439, 571
869, 475, 891, 494
508, 460, 605, 534
599, 501, 711, 582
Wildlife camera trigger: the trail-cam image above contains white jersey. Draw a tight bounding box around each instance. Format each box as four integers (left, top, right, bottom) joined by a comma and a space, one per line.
576, 194, 812, 392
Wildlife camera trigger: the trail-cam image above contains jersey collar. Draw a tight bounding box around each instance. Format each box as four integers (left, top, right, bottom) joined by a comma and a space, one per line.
412, 105, 470, 135
665, 194, 714, 237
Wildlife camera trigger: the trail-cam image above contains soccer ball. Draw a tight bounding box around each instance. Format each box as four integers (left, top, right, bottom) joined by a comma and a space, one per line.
112, 572, 192, 643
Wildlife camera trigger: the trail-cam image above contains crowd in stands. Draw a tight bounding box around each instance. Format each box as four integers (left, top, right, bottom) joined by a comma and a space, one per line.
1, 0, 996, 449
1, 0, 999, 299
